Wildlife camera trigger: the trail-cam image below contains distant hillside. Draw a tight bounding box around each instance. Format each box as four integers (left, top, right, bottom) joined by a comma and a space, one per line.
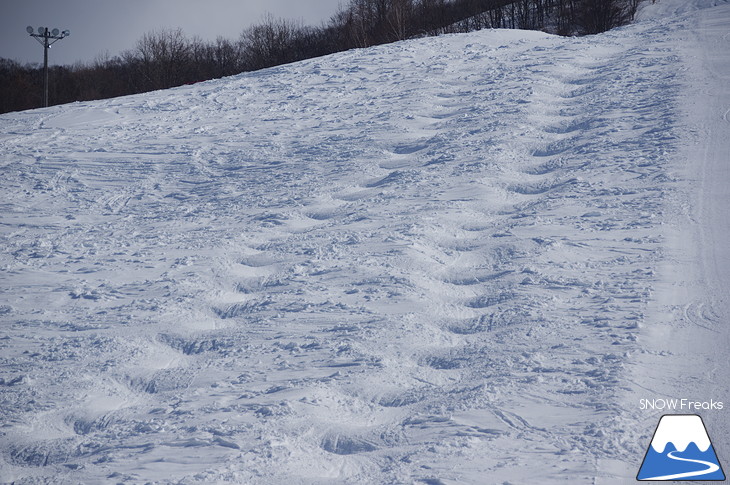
0, 0, 640, 114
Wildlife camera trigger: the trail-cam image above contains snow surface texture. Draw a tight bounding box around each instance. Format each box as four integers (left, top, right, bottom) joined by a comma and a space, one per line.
1, 0, 729, 483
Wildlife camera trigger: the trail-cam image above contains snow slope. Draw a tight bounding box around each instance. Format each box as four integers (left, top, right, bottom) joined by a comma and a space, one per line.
626, 0, 730, 483
1, 1, 728, 483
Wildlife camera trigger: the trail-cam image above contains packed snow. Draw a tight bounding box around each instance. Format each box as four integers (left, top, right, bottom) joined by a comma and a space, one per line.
1, 0, 729, 483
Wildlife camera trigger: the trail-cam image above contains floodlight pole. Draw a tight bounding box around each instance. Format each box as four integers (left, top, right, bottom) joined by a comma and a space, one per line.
43, 32, 49, 107
27, 27, 70, 108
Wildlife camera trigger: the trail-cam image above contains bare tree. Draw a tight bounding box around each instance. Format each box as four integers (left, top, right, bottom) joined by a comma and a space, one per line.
388, 0, 415, 41
135, 28, 191, 90
576, 0, 637, 34
241, 15, 301, 70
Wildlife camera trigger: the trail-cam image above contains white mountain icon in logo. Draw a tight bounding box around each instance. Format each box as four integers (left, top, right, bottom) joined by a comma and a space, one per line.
637, 414, 725, 481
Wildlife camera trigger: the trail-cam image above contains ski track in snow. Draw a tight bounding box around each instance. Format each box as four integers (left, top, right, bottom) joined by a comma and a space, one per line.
0, 1, 728, 483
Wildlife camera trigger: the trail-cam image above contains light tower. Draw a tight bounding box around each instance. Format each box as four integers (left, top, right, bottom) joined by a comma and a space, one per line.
26, 26, 70, 108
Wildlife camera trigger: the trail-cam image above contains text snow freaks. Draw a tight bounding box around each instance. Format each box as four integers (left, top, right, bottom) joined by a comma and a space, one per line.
640, 399, 724, 411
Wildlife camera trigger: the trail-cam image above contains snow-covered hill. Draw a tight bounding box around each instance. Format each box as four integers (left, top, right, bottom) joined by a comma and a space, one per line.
2, 1, 729, 483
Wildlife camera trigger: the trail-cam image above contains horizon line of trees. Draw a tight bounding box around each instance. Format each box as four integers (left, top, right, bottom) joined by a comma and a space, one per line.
0, 0, 640, 114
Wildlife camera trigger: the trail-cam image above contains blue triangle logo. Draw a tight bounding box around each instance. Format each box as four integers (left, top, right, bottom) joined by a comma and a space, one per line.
637, 414, 726, 481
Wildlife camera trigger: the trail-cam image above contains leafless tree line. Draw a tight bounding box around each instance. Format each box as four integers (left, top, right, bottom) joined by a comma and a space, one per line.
1, 0, 640, 114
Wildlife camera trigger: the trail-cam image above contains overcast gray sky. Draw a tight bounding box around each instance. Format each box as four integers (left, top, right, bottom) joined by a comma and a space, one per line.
1, 0, 345, 66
